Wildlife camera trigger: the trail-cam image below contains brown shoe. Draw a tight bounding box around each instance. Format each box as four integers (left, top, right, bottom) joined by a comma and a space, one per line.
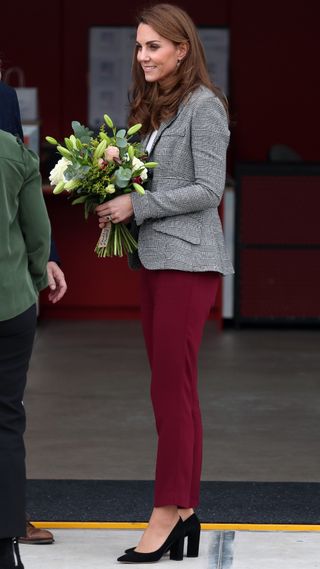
18, 521, 55, 545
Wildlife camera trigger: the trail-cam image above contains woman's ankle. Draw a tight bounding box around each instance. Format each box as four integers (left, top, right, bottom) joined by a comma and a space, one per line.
149, 506, 179, 526
178, 507, 194, 521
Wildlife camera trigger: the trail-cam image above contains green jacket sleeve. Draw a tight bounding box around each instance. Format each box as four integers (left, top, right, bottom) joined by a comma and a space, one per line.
18, 146, 51, 292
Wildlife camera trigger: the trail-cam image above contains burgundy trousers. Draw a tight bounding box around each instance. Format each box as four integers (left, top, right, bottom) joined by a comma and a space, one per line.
139, 268, 221, 508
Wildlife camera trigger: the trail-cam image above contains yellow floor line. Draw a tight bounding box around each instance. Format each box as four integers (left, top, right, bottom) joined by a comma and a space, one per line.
32, 521, 320, 532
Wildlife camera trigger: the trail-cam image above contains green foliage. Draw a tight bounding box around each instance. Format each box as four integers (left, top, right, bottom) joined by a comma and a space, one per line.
114, 166, 133, 188
47, 114, 158, 258
115, 137, 128, 148
71, 121, 94, 143
64, 163, 90, 181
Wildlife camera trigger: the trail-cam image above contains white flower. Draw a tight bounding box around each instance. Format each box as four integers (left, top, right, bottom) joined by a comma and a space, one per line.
49, 157, 72, 186
132, 156, 148, 181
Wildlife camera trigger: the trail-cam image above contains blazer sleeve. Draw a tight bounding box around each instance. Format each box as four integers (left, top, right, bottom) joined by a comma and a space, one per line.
49, 238, 61, 264
131, 96, 230, 226
18, 145, 51, 291
12, 89, 24, 141
0, 83, 24, 140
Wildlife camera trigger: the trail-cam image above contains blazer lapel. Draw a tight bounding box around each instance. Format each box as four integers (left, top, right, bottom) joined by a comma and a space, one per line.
146, 103, 186, 156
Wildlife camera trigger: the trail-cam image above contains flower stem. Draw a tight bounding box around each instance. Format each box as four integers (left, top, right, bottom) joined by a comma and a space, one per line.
94, 222, 137, 258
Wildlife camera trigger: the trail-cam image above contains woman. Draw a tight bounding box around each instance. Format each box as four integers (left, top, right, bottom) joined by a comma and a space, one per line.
0, 129, 51, 568
96, 3, 234, 563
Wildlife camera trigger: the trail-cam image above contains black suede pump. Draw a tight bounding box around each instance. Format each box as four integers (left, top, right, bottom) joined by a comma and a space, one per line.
124, 512, 201, 558
117, 517, 185, 563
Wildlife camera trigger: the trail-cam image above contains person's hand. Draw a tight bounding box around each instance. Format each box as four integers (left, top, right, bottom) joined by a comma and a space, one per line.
96, 195, 134, 228
47, 261, 67, 303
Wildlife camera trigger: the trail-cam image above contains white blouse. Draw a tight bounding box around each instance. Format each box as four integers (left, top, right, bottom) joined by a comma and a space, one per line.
145, 130, 158, 155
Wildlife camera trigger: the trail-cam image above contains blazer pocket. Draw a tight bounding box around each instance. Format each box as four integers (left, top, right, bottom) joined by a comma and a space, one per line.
152, 216, 201, 245
161, 127, 186, 138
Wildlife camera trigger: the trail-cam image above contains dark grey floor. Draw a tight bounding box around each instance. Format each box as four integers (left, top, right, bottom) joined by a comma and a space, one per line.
24, 320, 320, 482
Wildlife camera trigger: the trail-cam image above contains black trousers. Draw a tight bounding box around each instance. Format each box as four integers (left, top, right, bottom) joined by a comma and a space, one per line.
0, 304, 37, 538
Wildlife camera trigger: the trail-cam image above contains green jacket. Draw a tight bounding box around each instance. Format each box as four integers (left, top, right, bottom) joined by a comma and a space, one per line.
0, 129, 51, 321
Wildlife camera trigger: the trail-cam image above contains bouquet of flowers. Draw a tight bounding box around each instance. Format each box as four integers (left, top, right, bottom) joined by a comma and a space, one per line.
46, 114, 157, 257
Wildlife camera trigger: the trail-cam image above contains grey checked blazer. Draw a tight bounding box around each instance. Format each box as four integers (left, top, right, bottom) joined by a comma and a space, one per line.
129, 86, 234, 275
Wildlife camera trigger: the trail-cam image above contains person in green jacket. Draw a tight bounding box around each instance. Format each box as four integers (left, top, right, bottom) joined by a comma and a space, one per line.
0, 129, 51, 569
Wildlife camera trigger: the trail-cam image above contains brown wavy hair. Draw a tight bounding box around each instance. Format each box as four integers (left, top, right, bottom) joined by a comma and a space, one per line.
128, 3, 228, 134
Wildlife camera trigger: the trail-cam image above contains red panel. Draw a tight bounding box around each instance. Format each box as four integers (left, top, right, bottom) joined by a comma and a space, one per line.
239, 249, 320, 318
40, 192, 140, 319
240, 176, 320, 244
1, 3, 64, 138
230, 1, 319, 162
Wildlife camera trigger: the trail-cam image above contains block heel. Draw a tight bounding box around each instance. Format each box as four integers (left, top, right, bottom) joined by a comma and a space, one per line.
184, 513, 201, 558
186, 525, 200, 557
169, 534, 184, 561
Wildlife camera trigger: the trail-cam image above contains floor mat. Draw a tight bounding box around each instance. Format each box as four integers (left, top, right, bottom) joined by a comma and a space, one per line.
26, 480, 320, 524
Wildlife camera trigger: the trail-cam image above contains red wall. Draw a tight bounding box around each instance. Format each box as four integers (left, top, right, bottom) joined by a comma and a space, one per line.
2, 0, 319, 318
229, 1, 319, 162
3, 0, 318, 161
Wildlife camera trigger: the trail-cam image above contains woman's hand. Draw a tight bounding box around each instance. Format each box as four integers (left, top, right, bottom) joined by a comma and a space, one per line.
96, 195, 134, 228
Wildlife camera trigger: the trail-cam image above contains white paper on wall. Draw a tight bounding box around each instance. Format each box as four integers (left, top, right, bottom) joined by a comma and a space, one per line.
23, 124, 40, 155
16, 87, 38, 122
